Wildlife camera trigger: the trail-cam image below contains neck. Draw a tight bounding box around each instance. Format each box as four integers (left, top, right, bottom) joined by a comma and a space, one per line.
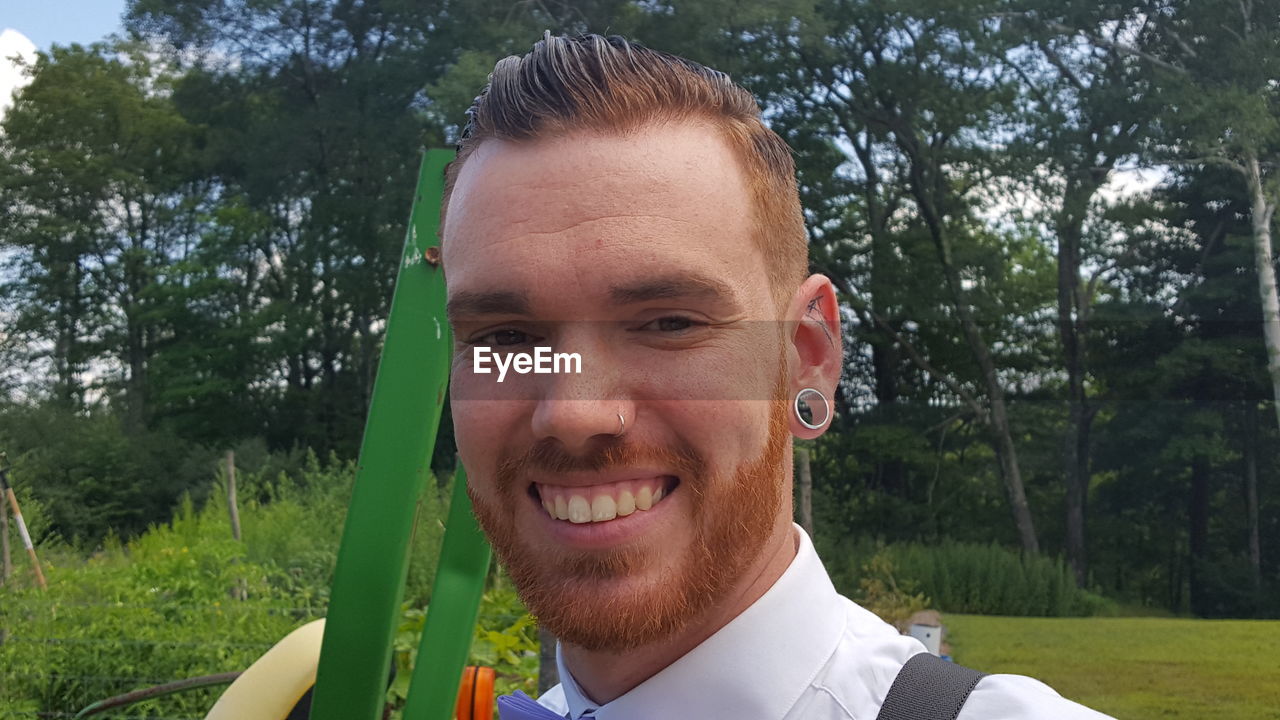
560, 516, 799, 705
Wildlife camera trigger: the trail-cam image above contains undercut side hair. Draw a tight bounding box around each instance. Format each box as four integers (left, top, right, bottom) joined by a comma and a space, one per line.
441, 32, 809, 310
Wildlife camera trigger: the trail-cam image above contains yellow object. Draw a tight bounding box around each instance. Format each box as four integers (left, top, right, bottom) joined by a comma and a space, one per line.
204, 619, 327, 720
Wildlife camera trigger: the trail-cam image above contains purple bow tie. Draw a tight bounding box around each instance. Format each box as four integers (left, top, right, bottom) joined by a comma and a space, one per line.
497, 690, 571, 720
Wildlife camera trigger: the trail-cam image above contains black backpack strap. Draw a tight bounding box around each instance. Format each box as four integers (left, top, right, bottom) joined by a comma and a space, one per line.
874, 652, 986, 720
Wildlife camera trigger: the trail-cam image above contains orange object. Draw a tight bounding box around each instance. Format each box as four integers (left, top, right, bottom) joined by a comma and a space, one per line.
454, 666, 495, 720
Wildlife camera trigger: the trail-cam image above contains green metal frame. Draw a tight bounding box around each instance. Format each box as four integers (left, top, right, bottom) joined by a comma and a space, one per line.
311, 148, 493, 720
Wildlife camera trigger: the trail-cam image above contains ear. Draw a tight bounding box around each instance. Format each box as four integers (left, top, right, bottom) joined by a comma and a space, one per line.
785, 274, 842, 439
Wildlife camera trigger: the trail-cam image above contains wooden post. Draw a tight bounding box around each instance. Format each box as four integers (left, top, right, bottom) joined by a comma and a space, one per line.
226, 451, 241, 542
796, 446, 814, 537
0, 466, 46, 590
1, 487, 10, 585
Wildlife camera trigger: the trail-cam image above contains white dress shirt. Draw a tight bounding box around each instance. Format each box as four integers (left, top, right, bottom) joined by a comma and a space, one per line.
535, 524, 1114, 720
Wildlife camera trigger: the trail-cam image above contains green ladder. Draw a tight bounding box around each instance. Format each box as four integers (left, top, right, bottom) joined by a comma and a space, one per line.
310, 148, 495, 720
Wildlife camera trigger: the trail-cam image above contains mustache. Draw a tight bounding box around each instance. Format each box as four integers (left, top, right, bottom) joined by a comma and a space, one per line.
495, 435, 705, 484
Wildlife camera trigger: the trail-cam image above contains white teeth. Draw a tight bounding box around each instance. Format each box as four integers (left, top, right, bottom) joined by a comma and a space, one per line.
567, 496, 592, 524
591, 495, 617, 522
635, 486, 653, 511
616, 490, 636, 516
537, 480, 673, 524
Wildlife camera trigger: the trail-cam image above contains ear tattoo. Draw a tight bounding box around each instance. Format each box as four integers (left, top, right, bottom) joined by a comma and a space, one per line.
805, 295, 835, 348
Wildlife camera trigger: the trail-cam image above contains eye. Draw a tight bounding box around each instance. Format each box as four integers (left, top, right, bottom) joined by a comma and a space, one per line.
473, 328, 534, 346
640, 316, 702, 334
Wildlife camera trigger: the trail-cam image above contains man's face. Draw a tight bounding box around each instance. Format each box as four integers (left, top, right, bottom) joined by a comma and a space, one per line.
443, 122, 792, 651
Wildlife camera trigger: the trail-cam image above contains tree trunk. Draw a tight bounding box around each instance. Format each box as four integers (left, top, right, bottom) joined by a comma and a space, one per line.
934, 225, 1039, 553
1241, 151, 1276, 602
1063, 394, 1091, 585
1243, 404, 1262, 591
126, 318, 148, 431
796, 446, 814, 537
124, 198, 150, 432
1244, 152, 1280, 434
1056, 177, 1101, 586
869, 197, 905, 494
1188, 456, 1211, 617
900, 147, 1040, 554
988, 399, 1040, 554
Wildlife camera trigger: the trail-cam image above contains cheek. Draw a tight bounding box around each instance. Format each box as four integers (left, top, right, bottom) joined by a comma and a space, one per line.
626, 349, 779, 402
451, 397, 519, 483
655, 400, 771, 469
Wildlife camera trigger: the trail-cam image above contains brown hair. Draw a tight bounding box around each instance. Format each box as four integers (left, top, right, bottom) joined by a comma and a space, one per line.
440, 32, 809, 308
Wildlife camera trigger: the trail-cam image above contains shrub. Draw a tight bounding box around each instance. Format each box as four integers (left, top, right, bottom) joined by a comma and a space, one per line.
822, 537, 1109, 617
0, 452, 453, 717
389, 576, 540, 714
0, 404, 220, 547
857, 550, 932, 627
0, 502, 313, 716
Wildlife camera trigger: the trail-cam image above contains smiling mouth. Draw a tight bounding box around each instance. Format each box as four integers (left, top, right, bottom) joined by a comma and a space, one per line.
530, 475, 680, 524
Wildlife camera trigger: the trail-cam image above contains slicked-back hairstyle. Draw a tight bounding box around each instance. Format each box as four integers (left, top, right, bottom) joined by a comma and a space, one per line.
440, 32, 809, 309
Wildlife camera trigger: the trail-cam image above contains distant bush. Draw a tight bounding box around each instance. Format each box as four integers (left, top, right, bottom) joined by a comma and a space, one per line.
0, 404, 221, 547
822, 537, 1112, 617
856, 549, 932, 627
0, 498, 314, 716
0, 452, 458, 717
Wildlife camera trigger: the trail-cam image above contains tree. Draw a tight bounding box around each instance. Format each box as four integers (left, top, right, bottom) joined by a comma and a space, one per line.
1128, 0, 1279, 601
728, 0, 1051, 552
126, 0, 656, 453
996, 1, 1164, 583
0, 42, 206, 425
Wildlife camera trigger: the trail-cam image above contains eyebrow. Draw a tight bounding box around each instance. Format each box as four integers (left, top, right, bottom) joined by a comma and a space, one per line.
446, 272, 738, 322
608, 273, 737, 306
446, 289, 532, 321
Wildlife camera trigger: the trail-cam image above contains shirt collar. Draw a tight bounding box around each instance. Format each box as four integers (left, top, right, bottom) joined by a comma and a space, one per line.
555, 523, 848, 720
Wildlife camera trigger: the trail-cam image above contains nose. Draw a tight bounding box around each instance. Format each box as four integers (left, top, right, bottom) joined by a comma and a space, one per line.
531, 399, 628, 456
530, 337, 634, 456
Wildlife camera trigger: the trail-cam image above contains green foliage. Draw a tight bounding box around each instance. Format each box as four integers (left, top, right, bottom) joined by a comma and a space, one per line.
0, 504, 315, 715
0, 453, 456, 717
856, 550, 932, 628
824, 537, 1110, 617
0, 0, 1274, 646
389, 578, 539, 715
0, 404, 220, 546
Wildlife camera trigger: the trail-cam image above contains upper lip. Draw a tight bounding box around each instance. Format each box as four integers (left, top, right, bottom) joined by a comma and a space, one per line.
529, 468, 678, 489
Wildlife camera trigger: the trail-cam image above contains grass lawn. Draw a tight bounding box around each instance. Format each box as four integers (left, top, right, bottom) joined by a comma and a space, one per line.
946, 614, 1280, 719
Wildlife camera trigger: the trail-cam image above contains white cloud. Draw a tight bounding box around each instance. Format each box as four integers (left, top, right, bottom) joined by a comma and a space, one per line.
0, 28, 38, 121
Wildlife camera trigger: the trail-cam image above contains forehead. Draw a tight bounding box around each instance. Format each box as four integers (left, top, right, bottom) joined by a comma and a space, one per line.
442, 123, 767, 314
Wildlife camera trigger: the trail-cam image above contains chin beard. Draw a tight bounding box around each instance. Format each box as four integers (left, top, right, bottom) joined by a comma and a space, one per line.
468, 385, 790, 653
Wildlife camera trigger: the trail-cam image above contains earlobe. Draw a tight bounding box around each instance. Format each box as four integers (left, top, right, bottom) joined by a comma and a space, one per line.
794, 387, 831, 430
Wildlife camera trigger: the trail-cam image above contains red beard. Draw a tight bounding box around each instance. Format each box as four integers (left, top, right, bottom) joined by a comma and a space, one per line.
468, 377, 790, 653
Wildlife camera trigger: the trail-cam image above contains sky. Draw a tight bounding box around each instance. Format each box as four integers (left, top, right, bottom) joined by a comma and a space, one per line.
1, 0, 128, 117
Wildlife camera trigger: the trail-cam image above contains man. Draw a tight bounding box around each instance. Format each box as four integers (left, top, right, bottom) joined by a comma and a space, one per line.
442, 32, 1112, 720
